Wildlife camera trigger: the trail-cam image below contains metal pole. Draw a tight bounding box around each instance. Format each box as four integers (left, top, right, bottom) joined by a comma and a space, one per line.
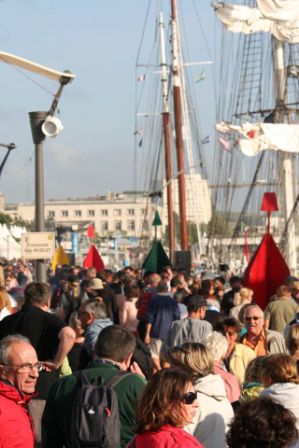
29, 111, 48, 282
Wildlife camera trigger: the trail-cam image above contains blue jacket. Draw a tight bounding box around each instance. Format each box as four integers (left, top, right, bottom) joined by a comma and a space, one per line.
84, 318, 113, 356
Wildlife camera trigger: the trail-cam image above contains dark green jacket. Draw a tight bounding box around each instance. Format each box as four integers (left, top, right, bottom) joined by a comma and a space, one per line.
41, 362, 146, 448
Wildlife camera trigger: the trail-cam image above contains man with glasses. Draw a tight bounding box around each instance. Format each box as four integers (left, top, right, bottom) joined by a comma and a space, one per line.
241, 304, 287, 356
0, 334, 41, 447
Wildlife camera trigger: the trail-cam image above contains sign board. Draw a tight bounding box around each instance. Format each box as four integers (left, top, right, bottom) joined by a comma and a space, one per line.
21, 232, 55, 259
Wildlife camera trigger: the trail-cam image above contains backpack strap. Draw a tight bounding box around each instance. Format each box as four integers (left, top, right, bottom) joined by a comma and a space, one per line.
105, 370, 132, 389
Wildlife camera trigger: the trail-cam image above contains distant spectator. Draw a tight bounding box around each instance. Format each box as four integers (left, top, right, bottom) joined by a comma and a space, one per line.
119, 285, 139, 335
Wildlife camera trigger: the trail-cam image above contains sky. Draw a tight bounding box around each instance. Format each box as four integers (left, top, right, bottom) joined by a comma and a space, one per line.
0, 0, 217, 204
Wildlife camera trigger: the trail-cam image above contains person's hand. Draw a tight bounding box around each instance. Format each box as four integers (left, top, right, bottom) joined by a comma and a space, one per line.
41, 361, 58, 372
144, 334, 150, 345
130, 362, 145, 379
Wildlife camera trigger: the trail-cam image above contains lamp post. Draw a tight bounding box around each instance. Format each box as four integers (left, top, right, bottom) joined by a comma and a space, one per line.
29, 111, 48, 281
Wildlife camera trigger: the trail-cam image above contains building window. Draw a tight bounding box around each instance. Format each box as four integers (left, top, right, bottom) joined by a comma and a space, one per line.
127, 220, 135, 231
101, 209, 108, 216
141, 208, 146, 215
101, 221, 109, 232
115, 221, 122, 231
74, 210, 82, 217
127, 209, 135, 216
61, 210, 68, 217
114, 209, 121, 217
88, 210, 95, 217
48, 210, 55, 218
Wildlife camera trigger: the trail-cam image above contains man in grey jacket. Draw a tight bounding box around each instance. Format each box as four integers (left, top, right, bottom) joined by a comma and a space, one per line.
164, 295, 212, 349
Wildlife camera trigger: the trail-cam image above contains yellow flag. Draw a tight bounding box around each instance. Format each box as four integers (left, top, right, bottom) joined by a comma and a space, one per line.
51, 245, 69, 271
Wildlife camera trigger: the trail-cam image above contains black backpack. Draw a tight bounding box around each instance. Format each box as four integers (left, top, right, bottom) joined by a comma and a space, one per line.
70, 370, 131, 448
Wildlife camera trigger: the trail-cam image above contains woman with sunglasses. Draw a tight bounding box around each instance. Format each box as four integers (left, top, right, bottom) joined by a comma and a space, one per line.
168, 342, 233, 448
127, 368, 204, 447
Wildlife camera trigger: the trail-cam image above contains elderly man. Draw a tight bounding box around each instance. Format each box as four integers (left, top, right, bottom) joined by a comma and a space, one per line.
241, 304, 287, 356
0, 334, 41, 448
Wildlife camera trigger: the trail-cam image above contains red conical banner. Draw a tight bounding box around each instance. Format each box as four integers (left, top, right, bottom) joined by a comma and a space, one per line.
83, 244, 105, 272
243, 233, 290, 309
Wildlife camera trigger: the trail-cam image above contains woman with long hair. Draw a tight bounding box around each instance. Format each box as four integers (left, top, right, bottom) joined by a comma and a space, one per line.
286, 324, 299, 372
127, 368, 203, 447
168, 342, 233, 448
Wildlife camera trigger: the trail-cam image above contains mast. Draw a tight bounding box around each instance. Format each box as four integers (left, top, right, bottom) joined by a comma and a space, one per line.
273, 39, 297, 273
170, 0, 188, 251
159, 12, 175, 261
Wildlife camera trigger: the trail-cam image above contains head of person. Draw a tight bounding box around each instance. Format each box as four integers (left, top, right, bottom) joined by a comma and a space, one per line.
289, 280, 299, 302
185, 295, 207, 319
136, 368, 199, 434
149, 273, 160, 288
260, 354, 299, 387
87, 278, 105, 299
286, 324, 299, 358
234, 287, 254, 306
94, 325, 136, 369
244, 355, 268, 385
226, 396, 298, 448
157, 280, 169, 293
229, 275, 242, 291
168, 342, 214, 379
0, 286, 11, 311
201, 279, 214, 296
86, 267, 97, 279
214, 317, 242, 349
78, 300, 107, 329
24, 282, 51, 309
244, 304, 264, 338
0, 335, 41, 394
213, 276, 225, 290
205, 331, 229, 363
126, 285, 140, 301
276, 285, 291, 299
69, 311, 84, 338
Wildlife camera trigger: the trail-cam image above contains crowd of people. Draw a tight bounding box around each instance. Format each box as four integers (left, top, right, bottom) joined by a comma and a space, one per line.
0, 260, 299, 447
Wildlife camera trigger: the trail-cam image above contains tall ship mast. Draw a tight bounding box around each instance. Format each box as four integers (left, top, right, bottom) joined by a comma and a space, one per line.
135, 1, 212, 263
211, 0, 299, 273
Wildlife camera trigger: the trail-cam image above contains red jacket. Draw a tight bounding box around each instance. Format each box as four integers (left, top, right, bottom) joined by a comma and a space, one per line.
0, 380, 35, 448
128, 425, 204, 448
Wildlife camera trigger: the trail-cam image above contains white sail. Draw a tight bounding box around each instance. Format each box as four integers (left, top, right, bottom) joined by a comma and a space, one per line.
212, 1, 299, 43
216, 122, 299, 155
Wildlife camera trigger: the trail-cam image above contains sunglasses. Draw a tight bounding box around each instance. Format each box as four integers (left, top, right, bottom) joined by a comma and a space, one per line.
181, 391, 197, 405
245, 316, 263, 321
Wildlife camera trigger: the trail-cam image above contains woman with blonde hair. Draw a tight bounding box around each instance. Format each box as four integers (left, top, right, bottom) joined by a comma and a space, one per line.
127, 368, 203, 448
168, 342, 233, 448
0, 286, 12, 321
260, 354, 299, 430
229, 287, 253, 321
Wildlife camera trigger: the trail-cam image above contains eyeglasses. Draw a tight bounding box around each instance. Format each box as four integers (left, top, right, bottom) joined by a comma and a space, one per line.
245, 316, 263, 322
2, 362, 44, 372
181, 391, 197, 405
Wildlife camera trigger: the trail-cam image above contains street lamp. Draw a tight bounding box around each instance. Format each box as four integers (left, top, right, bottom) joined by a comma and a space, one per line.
0, 51, 75, 281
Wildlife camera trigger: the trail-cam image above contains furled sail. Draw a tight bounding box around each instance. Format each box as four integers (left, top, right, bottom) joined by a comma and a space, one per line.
212, 0, 299, 43
216, 122, 299, 156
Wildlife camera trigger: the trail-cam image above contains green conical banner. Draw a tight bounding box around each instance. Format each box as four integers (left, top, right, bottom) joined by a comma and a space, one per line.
152, 210, 162, 226
142, 239, 170, 273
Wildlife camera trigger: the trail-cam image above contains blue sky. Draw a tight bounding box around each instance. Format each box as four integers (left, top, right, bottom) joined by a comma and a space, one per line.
0, 0, 217, 204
